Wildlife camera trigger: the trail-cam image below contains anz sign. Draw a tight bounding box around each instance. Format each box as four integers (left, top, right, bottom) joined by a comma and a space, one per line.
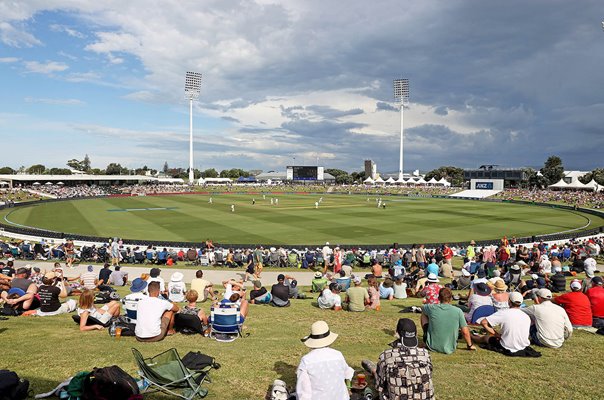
476, 182, 494, 190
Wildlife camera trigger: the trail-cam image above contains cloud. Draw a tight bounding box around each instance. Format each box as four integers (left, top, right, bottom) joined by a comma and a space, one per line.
64, 71, 101, 83
0, 21, 41, 47
24, 97, 85, 106
49, 24, 85, 38
0, 57, 19, 63
23, 60, 68, 74
376, 102, 397, 112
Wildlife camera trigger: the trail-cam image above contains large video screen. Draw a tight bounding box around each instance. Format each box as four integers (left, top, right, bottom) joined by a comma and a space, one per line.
293, 166, 317, 180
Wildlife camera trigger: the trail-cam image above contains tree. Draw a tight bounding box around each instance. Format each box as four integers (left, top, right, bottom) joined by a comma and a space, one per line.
48, 168, 72, 175
350, 171, 366, 183
524, 168, 548, 189
163, 162, 169, 174
325, 168, 352, 184
66, 159, 82, 170
0, 167, 15, 174
424, 166, 464, 186
81, 154, 91, 172
201, 168, 218, 178
579, 168, 604, 186
27, 164, 46, 174
105, 163, 128, 175
540, 156, 564, 186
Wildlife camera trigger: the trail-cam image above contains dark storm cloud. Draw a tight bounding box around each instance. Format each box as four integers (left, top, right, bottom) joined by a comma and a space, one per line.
221, 116, 240, 123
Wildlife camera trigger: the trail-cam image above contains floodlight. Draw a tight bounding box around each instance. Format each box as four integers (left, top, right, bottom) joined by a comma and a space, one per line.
393, 78, 410, 181
184, 71, 202, 183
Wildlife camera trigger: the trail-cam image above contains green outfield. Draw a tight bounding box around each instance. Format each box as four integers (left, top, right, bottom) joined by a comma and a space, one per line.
2, 194, 602, 244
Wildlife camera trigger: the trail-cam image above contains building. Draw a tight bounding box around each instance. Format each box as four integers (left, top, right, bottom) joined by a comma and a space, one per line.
364, 160, 376, 180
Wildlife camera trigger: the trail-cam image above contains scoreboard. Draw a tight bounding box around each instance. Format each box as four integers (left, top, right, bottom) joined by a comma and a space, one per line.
286, 166, 324, 181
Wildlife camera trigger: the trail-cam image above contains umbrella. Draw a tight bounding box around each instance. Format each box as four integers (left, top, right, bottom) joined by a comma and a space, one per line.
57, 182, 64, 185
32, 182, 41, 185
45, 182, 53, 185
0, 181, 8, 186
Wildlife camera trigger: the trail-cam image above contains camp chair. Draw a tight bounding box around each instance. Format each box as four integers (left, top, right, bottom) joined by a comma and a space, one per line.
122, 297, 140, 324
209, 304, 243, 340
132, 348, 213, 400
174, 313, 205, 335
470, 305, 496, 324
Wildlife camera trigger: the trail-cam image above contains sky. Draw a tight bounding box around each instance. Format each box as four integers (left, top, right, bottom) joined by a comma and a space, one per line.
0, 0, 603, 174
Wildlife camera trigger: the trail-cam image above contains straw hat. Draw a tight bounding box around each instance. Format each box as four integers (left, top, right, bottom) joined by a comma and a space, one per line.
301, 321, 338, 348
492, 280, 508, 292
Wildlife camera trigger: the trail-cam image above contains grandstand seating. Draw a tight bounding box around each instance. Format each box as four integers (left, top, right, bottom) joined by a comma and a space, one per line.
449, 189, 502, 199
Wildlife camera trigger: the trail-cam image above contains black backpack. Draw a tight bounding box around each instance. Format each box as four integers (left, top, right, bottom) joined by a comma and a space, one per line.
0, 369, 30, 400
82, 365, 139, 400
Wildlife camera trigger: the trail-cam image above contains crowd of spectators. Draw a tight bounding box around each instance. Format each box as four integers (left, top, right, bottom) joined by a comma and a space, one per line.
495, 188, 604, 209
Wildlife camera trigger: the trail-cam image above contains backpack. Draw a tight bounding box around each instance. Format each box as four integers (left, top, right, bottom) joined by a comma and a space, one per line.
378, 347, 434, 400
64, 371, 91, 399
0, 369, 30, 400
94, 291, 119, 304
82, 366, 139, 400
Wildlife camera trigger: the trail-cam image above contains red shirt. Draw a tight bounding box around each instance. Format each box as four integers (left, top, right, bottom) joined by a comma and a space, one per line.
586, 286, 604, 318
553, 291, 593, 326
443, 247, 453, 260
421, 283, 443, 304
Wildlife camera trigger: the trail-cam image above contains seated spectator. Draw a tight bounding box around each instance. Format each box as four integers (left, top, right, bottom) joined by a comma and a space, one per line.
367, 276, 381, 310
362, 318, 434, 400
76, 289, 120, 331
311, 272, 329, 293
452, 269, 471, 291
27, 272, 76, 317
582, 260, 597, 292
317, 282, 342, 311
553, 280, 593, 328
465, 283, 494, 322
178, 290, 209, 326
489, 280, 510, 311
421, 288, 476, 354
148, 267, 167, 297
549, 266, 567, 292
135, 281, 179, 342
284, 275, 305, 299
335, 271, 351, 291
522, 288, 572, 348
393, 276, 407, 299
222, 279, 246, 300
419, 274, 442, 304
108, 265, 128, 286
586, 276, 604, 328
345, 276, 369, 312
379, 278, 395, 300
97, 263, 112, 287
1, 267, 40, 313
366, 259, 383, 279
210, 292, 249, 326
80, 265, 98, 291
471, 292, 531, 354
426, 259, 439, 277
249, 280, 272, 304
168, 272, 186, 303
271, 274, 291, 307
296, 320, 354, 400
190, 270, 214, 302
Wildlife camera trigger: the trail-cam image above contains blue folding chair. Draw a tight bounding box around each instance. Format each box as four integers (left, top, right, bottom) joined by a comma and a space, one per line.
209, 304, 243, 340
470, 305, 496, 324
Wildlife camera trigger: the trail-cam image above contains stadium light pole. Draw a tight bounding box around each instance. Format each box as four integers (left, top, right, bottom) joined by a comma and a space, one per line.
394, 78, 409, 181
185, 71, 202, 184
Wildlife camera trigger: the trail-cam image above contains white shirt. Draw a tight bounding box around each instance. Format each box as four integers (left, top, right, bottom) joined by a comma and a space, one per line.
147, 277, 165, 293
486, 308, 531, 353
296, 347, 354, 400
522, 301, 572, 348
466, 294, 493, 322
393, 282, 407, 299
322, 245, 332, 259
135, 296, 174, 338
168, 281, 186, 303
317, 289, 342, 309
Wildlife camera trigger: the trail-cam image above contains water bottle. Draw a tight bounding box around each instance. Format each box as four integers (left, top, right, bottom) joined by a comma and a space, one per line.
363, 387, 373, 400
110, 320, 116, 337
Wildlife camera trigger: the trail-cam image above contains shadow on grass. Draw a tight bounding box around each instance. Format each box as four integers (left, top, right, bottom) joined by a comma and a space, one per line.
264, 361, 297, 400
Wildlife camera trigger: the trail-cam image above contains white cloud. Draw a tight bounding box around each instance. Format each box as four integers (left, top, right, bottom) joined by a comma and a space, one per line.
23, 60, 69, 74
0, 57, 19, 63
49, 24, 85, 38
25, 97, 85, 106
0, 21, 41, 47
64, 71, 101, 83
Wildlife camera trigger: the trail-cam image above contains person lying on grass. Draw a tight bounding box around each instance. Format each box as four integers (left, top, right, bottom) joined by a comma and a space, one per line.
76, 289, 121, 331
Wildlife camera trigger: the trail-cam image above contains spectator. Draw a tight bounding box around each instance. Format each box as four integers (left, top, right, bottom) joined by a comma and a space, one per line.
362, 318, 434, 400
311, 272, 329, 293
334, 270, 351, 291
317, 282, 343, 311
76, 289, 121, 331
489, 280, 510, 311
471, 292, 531, 354
522, 288, 572, 348
135, 281, 179, 342
28, 272, 76, 316
345, 276, 369, 312
296, 320, 354, 400
421, 288, 476, 354
98, 263, 112, 286
379, 278, 395, 300
249, 280, 272, 304
393, 276, 407, 299
178, 290, 209, 326
271, 274, 290, 307
366, 276, 381, 310
553, 280, 593, 328
80, 265, 98, 291
147, 267, 167, 297
586, 276, 604, 328
168, 272, 186, 303
190, 270, 213, 302
419, 274, 442, 304
1, 267, 40, 313
465, 283, 494, 322
108, 265, 128, 286
549, 266, 567, 292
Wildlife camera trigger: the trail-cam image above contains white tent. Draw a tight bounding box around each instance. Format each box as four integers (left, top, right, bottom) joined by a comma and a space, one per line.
44, 182, 53, 185
565, 180, 589, 190
374, 176, 385, 184
385, 177, 396, 184
396, 176, 406, 184
363, 177, 374, 184
584, 179, 600, 192
32, 182, 41, 185
415, 177, 427, 185
0, 181, 8, 186
548, 179, 569, 189
197, 177, 205, 185
56, 182, 64, 185
427, 177, 439, 185
438, 177, 451, 187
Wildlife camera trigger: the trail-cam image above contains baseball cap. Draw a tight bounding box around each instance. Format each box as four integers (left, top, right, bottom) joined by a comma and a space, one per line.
509, 292, 524, 305
394, 318, 418, 348
591, 276, 603, 285
536, 288, 552, 299
353, 275, 362, 284
476, 269, 486, 278
87, 265, 94, 272
553, 266, 562, 273
277, 274, 285, 281
530, 274, 539, 280
570, 280, 582, 291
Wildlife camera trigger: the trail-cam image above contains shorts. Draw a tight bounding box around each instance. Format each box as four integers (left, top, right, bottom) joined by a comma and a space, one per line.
90, 305, 112, 325
136, 316, 170, 342
37, 299, 77, 316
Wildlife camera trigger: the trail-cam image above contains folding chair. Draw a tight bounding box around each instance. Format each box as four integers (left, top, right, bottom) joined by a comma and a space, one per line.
132, 348, 213, 400
209, 304, 243, 340
122, 297, 140, 324
470, 305, 496, 324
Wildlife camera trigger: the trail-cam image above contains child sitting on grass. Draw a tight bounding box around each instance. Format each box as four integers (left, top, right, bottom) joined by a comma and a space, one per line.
179, 290, 209, 326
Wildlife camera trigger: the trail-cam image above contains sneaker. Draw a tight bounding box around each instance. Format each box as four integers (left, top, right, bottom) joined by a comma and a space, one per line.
361, 359, 376, 374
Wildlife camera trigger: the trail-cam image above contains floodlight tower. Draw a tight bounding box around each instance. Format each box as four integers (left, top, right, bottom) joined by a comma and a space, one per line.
184, 71, 202, 183
393, 78, 409, 181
